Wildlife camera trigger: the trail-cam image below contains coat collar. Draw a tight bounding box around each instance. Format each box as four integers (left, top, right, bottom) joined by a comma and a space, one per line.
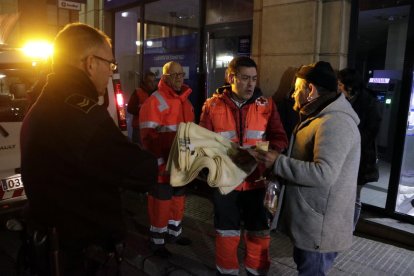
157, 78, 192, 101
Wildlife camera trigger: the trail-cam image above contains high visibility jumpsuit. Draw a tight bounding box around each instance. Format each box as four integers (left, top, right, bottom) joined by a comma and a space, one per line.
131, 87, 151, 144
200, 87, 288, 275
139, 79, 194, 248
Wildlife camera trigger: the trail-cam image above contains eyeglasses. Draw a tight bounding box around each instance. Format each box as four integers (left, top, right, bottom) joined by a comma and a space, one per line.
164, 72, 185, 78
92, 55, 118, 71
236, 74, 257, 82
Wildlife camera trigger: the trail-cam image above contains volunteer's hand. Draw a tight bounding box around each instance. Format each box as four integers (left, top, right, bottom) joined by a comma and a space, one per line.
255, 149, 280, 169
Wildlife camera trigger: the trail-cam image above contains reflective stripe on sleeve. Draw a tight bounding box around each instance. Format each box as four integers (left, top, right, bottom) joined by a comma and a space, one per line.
139, 122, 177, 133
140, 121, 159, 129
153, 91, 169, 112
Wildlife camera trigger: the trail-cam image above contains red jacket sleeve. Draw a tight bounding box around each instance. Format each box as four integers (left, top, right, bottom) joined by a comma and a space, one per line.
199, 100, 213, 131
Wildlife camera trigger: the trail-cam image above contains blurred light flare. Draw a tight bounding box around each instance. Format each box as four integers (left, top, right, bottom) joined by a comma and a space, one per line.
22, 40, 53, 60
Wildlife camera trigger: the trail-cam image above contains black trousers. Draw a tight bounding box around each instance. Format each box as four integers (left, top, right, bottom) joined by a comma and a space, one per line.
213, 188, 269, 231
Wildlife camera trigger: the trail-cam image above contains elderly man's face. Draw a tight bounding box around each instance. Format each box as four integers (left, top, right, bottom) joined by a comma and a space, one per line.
89, 43, 115, 95
292, 78, 309, 111
164, 63, 185, 92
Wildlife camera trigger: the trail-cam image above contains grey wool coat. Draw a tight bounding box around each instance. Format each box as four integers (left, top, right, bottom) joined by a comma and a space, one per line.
273, 93, 361, 252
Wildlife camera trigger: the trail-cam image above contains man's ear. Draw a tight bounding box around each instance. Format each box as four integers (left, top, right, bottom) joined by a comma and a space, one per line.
228, 73, 235, 84
308, 83, 319, 98
83, 55, 94, 76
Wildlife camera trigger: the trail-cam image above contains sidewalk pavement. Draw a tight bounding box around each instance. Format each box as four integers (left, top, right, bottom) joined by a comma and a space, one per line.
1, 192, 413, 275
121, 192, 414, 276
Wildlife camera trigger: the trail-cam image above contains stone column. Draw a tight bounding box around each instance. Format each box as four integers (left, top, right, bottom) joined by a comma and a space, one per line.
385, 19, 408, 70
0, 0, 19, 45
252, 0, 351, 99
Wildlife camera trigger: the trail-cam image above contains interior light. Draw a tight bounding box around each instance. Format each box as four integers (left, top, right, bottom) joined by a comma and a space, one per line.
146, 41, 153, 47
121, 12, 128, 17
216, 55, 234, 63
216, 55, 234, 68
385, 98, 392, 104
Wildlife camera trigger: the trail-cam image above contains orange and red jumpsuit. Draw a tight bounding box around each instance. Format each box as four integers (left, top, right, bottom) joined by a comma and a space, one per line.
200, 87, 288, 275
131, 88, 151, 144
139, 79, 194, 248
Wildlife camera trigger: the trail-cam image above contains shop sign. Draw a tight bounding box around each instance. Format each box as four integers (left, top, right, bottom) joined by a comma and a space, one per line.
58, 0, 81, 11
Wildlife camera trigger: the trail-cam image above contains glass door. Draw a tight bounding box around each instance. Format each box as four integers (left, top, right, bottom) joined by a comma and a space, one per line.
396, 72, 414, 217
354, 2, 411, 211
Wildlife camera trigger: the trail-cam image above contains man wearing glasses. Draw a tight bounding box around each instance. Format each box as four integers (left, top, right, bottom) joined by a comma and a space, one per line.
21, 23, 157, 274
139, 61, 194, 257
199, 56, 288, 275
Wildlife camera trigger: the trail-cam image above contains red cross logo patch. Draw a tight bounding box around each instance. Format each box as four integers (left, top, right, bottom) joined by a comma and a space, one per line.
256, 96, 268, 106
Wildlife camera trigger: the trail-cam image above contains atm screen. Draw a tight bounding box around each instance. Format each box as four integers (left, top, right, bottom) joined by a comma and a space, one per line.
376, 92, 386, 103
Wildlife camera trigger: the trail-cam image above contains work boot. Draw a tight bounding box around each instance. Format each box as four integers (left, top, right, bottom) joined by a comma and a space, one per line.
168, 235, 192, 246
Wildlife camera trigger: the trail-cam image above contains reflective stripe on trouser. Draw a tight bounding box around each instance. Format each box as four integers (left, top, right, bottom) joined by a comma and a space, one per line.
216, 229, 240, 275
147, 193, 185, 245
167, 195, 185, 238
244, 231, 270, 275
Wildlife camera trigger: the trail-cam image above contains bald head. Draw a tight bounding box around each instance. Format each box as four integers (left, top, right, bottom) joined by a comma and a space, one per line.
162, 61, 185, 93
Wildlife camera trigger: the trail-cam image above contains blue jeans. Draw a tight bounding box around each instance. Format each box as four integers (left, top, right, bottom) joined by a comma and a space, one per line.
293, 246, 337, 276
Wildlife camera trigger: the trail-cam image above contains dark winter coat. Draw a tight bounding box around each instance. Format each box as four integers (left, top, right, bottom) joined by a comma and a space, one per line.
350, 89, 382, 184
21, 65, 157, 250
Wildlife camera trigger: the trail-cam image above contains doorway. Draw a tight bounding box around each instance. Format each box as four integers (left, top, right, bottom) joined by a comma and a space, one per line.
205, 21, 252, 97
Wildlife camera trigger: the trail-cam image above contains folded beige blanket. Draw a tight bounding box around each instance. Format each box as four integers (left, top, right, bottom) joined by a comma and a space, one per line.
166, 122, 257, 195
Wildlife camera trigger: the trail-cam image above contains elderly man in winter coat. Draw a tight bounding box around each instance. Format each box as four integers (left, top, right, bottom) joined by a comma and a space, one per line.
253, 61, 361, 276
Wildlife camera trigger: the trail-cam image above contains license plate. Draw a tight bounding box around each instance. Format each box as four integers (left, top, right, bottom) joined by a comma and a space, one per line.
1, 175, 23, 192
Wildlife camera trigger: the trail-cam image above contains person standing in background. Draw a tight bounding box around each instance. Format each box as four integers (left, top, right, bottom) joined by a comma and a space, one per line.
338, 68, 382, 229
139, 61, 194, 258
127, 70, 157, 145
200, 56, 288, 276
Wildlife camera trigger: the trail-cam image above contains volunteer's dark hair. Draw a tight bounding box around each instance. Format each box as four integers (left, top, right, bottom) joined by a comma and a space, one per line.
338, 68, 364, 96
228, 56, 257, 75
